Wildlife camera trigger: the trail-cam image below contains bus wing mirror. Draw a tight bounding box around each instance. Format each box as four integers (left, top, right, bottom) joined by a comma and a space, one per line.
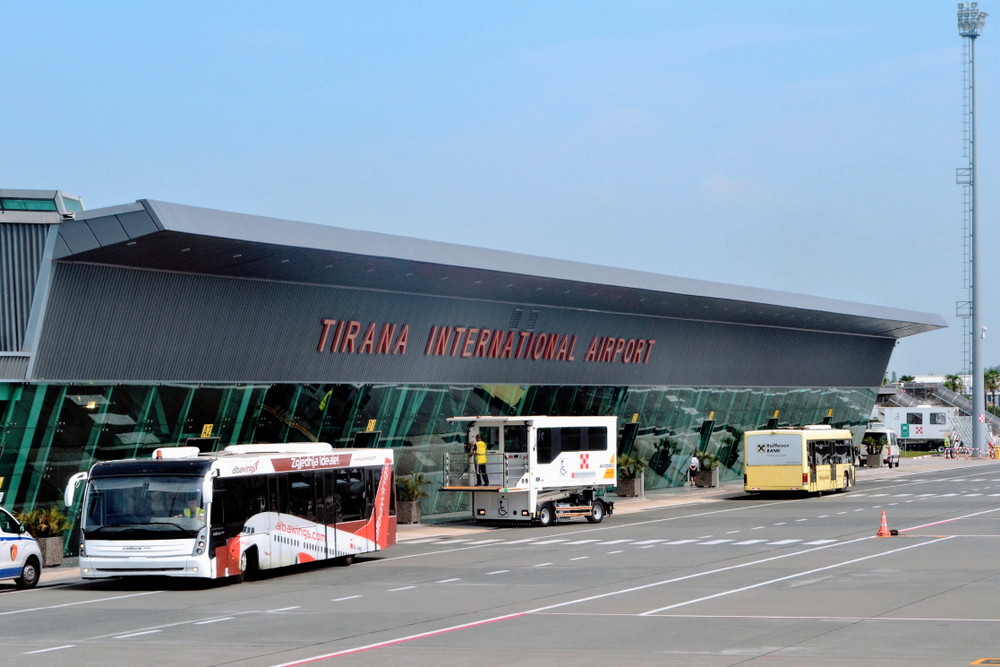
64, 471, 89, 508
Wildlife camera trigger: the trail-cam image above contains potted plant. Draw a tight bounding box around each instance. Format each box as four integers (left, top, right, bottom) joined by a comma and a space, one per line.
862, 435, 884, 468
616, 454, 648, 497
16, 506, 71, 567
395, 473, 429, 524
693, 451, 721, 488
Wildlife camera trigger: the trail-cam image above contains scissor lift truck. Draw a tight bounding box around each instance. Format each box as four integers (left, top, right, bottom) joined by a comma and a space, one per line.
441, 415, 617, 526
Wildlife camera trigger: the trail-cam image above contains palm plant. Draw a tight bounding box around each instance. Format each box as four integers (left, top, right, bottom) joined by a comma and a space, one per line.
396, 473, 430, 502
944, 374, 964, 394
16, 506, 72, 538
985, 367, 1000, 405
618, 453, 649, 480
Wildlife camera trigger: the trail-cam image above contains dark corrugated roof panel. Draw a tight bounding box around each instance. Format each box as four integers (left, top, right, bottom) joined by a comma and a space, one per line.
58, 199, 946, 339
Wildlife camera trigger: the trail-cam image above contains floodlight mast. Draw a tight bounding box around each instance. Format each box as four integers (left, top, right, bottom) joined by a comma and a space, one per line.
958, 3, 988, 456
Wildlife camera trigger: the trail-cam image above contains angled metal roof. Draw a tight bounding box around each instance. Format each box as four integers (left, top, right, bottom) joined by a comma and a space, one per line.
52, 199, 945, 339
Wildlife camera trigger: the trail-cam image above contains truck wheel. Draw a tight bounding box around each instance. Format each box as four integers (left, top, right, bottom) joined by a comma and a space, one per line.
15, 557, 40, 589
586, 500, 605, 524
537, 503, 555, 527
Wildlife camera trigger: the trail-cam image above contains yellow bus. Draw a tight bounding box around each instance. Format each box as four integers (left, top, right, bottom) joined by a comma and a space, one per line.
743, 425, 855, 494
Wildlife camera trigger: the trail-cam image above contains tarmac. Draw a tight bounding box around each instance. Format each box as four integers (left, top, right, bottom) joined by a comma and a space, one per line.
6, 455, 1000, 667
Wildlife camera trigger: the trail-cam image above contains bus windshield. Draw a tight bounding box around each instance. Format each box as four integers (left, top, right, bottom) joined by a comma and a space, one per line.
83, 475, 205, 540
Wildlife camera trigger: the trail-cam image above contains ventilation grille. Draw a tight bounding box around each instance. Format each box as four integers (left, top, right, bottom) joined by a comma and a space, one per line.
525, 309, 540, 331
509, 308, 523, 329
0, 223, 48, 351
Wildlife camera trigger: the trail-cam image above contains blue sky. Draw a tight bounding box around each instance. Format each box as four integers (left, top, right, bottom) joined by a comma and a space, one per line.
2, 1, 994, 377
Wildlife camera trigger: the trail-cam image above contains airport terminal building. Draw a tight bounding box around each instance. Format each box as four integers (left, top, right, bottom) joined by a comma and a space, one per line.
0, 190, 945, 548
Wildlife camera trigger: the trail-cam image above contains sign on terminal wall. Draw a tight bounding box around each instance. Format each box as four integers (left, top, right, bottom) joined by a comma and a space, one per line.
315, 317, 656, 366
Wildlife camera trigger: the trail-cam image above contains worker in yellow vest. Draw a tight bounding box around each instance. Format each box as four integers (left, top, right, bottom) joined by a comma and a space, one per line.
475, 436, 489, 486
180, 498, 205, 524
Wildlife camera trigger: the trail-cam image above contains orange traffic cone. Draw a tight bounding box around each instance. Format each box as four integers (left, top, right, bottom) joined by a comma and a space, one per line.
876, 510, 892, 538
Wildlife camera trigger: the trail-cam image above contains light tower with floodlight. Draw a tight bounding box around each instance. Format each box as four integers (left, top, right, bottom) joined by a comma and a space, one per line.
957, 2, 987, 455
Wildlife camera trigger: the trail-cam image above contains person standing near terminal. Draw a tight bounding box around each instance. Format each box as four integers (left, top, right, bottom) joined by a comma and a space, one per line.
476, 434, 489, 486
689, 454, 699, 486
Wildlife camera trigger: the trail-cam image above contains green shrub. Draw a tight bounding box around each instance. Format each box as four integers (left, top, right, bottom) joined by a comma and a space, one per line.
618, 453, 649, 480
695, 450, 720, 471
396, 473, 430, 501
16, 506, 72, 538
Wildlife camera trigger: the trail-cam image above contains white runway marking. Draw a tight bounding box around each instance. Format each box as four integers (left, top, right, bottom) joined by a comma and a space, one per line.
332, 596, 362, 602
267, 606, 301, 612
768, 539, 802, 545
194, 617, 233, 625
0, 590, 163, 616
114, 630, 161, 639
664, 539, 699, 545
569, 557, 588, 561
23, 645, 75, 655
563, 539, 600, 545
598, 540, 634, 545
699, 539, 733, 545
267, 536, 878, 667
733, 540, 767, 545
632, 539, 665, 544
437, 578, 461, 583
804, 539, 837, 545
607, 550, 624, 554
639, 537, 951, 615
534, 563, 552, 567
487, 570, 509, 574
388, 586, 416, 592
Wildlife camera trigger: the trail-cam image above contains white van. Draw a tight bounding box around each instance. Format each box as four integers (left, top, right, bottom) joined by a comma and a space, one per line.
861, 428, 900, 468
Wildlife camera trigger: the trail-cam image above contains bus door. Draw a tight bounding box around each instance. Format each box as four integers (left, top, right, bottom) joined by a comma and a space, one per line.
334, 468, 366, 556
267, 475, 289, 568
363, 468, 380, 549
313, 472, 329, 561
321, 471, 336, 561
807, 441, 818, 485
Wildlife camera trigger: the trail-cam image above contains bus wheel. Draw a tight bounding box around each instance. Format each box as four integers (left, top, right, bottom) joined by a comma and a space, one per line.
537, 503, 555, 527
336, 554, 354, 567
15, 557, 39, 590
242, 548, 259, 581
586, 500, 605, 524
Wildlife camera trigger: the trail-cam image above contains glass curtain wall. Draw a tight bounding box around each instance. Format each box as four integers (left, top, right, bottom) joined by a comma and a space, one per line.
0, 382, 876, 555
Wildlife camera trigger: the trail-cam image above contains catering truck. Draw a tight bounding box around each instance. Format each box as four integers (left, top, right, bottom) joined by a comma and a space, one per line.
441, 415, 617, 526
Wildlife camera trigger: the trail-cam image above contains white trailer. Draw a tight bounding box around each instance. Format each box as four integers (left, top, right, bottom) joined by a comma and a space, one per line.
882, 406, 957, 442
442, 415, 617, 526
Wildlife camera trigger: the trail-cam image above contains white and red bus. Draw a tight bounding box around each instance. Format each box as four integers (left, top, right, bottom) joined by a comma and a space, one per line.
64, 443, 395, 582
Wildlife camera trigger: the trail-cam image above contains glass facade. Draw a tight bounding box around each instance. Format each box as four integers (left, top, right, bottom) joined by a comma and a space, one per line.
0, 381, 876, 555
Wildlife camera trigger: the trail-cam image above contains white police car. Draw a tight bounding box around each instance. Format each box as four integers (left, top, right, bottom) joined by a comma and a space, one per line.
0, 508, 42, 589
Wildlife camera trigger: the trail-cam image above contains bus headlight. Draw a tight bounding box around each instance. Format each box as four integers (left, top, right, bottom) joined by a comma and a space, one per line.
192, 529, 207, 556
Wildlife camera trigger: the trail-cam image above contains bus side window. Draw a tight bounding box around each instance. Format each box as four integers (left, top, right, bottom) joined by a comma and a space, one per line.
389, 472, 396, 516
813, 440, 832, 465
288, 472, 316, 522
224, 478, 248, 538
268, 475, 288, 514
365, 468, 382, 519
504, 426, 527, 453
537, 428, 556, 464
323, 472, 337, 525
336, 468, 364, 522
247, 477, 266, 517
586, 427, 608, 451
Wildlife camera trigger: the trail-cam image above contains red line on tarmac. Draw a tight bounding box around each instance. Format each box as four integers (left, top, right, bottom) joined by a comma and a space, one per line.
269, 612, 529, 666
902, 507, 1000, 532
